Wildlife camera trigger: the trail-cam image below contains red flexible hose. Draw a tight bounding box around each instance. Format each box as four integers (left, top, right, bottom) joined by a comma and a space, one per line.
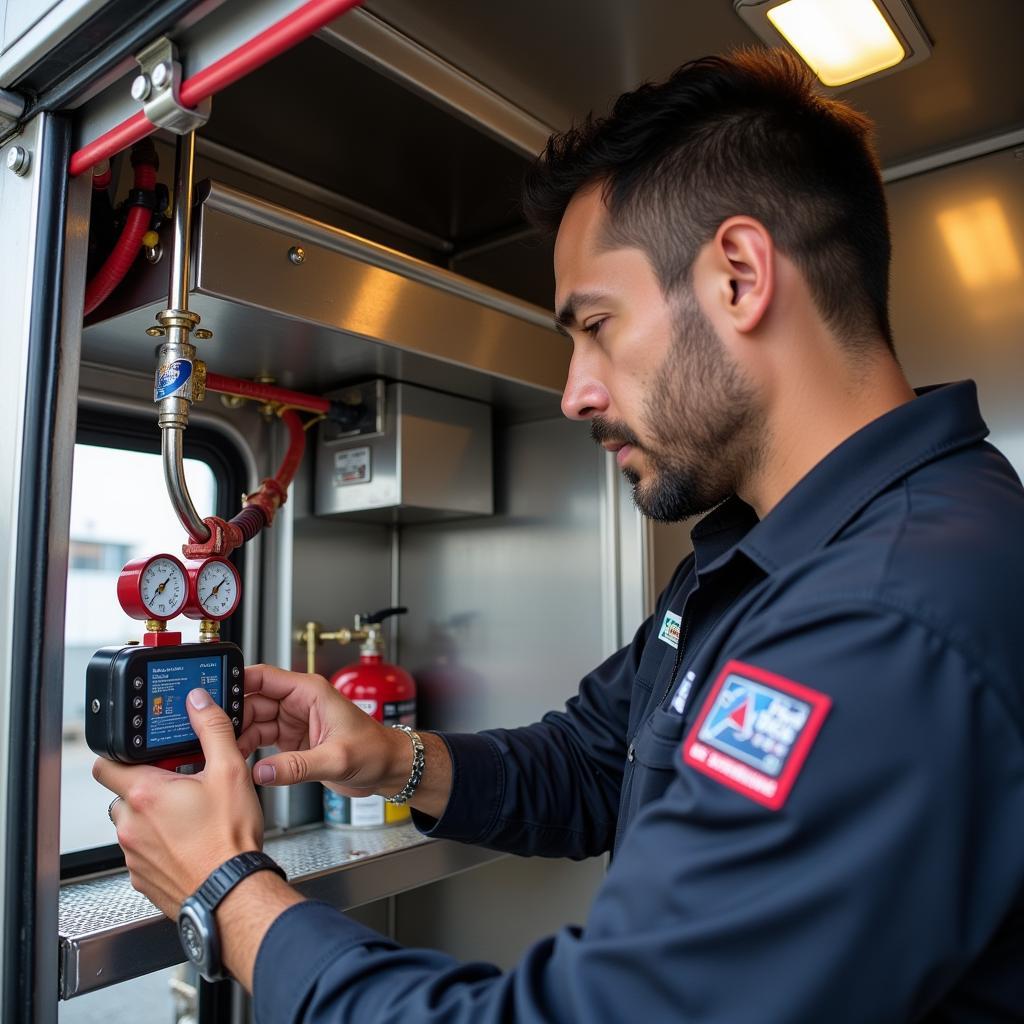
205, 372, 330, 414
69, 0, 365, 176
275, 409, 307, 488
82, 161, 157, 316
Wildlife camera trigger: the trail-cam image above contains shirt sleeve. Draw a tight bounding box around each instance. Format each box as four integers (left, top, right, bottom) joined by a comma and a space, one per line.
255, 600, 1024, 1024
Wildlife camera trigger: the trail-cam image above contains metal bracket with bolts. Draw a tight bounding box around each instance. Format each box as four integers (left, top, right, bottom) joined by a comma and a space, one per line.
133, 37, 211, 135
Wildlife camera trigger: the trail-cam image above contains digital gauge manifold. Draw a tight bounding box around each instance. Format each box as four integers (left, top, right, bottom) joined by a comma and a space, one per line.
117, 554, 189, 621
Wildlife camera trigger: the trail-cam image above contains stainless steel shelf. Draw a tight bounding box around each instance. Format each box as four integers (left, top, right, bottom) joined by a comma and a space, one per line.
59, 823, 503, 1000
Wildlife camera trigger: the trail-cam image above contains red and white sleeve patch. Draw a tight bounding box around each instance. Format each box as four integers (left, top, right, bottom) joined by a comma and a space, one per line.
681, 659, 831, 811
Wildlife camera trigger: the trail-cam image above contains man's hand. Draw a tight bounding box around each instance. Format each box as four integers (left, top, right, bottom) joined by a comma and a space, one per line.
239, 664, 411, 796
93, 688, 265, 919
241, 664, 453, 819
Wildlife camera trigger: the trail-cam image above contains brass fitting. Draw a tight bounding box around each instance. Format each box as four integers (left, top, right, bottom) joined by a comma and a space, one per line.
199, 619, 220, 643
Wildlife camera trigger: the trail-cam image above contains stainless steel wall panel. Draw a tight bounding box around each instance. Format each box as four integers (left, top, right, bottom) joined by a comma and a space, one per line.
886, 145, 1024, 473
398, 416, 604, 731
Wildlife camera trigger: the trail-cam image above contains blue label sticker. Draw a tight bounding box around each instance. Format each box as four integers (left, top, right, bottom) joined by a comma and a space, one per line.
154, 359, 193, 401
658, 610, 682, 648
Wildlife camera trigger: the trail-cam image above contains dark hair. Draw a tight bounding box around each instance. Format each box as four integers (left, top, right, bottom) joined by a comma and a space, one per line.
522, 48, 894, 353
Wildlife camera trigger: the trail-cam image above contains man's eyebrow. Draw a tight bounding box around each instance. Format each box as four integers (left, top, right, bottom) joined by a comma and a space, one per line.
553, 291, 611, 332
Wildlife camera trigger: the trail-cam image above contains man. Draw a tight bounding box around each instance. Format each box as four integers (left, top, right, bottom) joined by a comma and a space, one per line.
96, 49, 1024, 1022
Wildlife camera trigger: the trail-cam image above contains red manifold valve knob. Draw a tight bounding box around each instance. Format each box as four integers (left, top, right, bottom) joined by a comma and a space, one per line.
183, 556, 242, 621
117, 553, 189, 621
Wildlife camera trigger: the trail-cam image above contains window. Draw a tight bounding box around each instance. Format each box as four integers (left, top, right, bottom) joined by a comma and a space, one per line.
61, 444, 219, 854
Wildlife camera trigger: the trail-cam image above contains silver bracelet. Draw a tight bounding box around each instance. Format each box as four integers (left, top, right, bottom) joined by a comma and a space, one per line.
385, 724, 425, 805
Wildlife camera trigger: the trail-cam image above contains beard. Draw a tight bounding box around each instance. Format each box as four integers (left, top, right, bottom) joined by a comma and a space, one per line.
591, 286, 763, 523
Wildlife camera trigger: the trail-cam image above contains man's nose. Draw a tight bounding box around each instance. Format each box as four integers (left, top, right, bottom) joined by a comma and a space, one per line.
561, 358, 610, 420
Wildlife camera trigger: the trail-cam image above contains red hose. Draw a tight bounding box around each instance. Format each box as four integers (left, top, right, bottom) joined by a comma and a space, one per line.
83, 159, 157, 316
205, 372, 330, 414
275, 410, 307, 488
69, 0, 365, 176
181, 0, 363, 109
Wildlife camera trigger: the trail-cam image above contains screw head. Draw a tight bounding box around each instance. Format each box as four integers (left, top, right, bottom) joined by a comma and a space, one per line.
91, 699, 101, 714
194, 328, 213, 340
146, 326, 165, 337
6, 145, 30, 176
130, 74, 152, 102
288, 246, 306, 265
151, 61, 172, 89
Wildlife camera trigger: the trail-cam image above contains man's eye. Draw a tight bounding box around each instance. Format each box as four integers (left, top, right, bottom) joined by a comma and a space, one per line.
583, 319, 607, 337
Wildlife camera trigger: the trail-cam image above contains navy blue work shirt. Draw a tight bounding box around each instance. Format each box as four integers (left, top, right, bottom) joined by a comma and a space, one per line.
255, 381, 1024, 1023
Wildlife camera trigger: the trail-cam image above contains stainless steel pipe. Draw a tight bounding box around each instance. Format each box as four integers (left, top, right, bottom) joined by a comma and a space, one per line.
168, 130, 196, 313
156, 131, 210, 543
163, 425, 211, 541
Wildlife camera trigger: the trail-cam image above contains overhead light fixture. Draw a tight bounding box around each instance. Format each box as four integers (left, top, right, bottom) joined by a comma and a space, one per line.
734, 0, 931, 89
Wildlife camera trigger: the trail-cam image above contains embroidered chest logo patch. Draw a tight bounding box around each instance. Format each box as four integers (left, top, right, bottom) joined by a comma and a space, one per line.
658, 610, 682, 648
682, 659, 831, 810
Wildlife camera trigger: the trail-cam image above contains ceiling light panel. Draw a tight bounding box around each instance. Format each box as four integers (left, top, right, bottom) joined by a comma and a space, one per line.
734, 0, 932, 90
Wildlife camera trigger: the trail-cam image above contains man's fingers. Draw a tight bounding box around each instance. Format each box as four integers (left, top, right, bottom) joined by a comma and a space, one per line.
252, 743, 339, 788
186, 689, 244, 769
244, 663, 322, 702
237, 719, 281, 759
92, 756, 164, 797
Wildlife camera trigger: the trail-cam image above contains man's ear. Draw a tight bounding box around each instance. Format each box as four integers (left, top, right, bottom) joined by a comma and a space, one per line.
706, 216, 775, 334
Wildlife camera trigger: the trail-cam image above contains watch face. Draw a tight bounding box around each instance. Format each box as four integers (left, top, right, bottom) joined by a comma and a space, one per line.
179, 912, 205, 963
178, 901, 218, 979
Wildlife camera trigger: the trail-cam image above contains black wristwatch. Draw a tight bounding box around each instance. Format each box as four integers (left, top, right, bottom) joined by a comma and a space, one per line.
178, 851, 287, 981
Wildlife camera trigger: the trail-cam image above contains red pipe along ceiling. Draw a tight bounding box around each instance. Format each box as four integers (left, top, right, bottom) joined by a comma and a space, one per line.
69, 0, 365, 177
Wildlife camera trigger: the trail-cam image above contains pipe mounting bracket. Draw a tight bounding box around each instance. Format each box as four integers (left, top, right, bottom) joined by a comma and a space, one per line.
134, 37, 211, 135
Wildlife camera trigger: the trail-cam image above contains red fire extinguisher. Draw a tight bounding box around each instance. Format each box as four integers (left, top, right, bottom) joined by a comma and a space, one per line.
325, 607, 415, 828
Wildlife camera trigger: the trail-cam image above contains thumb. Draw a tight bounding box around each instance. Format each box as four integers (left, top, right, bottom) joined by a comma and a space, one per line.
252, 744, 340, 787
186, 688, 242, 768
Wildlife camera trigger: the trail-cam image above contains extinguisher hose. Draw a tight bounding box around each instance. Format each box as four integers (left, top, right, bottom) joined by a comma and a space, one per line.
83, 143, 159, 316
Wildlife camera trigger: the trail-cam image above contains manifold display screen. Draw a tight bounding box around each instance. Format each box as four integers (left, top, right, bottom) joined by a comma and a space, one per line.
147, 656, 223, 748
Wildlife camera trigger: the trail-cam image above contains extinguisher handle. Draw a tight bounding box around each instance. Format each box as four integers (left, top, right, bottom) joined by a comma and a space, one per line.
362, 606, 408, 625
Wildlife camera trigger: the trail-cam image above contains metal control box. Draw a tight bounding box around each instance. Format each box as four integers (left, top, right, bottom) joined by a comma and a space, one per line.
315, 381, 492, 522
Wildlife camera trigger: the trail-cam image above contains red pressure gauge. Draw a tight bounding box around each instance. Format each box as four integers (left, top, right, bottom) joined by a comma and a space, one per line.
117, 554, 189, 621
184, 557, 242, 621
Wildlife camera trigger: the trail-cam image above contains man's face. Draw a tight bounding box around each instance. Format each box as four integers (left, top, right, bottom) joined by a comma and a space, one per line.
554, 186, 761, 522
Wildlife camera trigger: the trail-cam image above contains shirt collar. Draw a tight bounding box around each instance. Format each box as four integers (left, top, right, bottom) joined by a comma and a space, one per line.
689, 381, 989, 578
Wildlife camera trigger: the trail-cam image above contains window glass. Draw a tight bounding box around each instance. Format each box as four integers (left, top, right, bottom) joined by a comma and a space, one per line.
62, 444, 218, 854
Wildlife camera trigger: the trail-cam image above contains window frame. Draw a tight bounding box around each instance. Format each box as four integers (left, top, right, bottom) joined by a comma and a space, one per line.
60, 407, 248, 881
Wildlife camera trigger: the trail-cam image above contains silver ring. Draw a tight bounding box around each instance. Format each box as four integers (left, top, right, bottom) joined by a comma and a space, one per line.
107, 796, 122, 824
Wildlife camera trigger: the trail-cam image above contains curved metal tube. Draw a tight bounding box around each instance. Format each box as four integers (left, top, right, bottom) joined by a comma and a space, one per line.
163, 426, 211, 542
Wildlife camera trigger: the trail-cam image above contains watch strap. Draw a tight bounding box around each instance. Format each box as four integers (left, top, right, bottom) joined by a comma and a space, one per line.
192, 851, 287, 914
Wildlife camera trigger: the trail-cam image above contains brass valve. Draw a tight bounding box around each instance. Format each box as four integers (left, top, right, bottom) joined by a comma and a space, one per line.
294, 621, 372, 675
294, 610, 405, 675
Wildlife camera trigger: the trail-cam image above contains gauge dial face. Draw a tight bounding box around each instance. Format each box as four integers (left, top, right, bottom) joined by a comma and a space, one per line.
195, 559, 239, 619
139, 557, 187, 618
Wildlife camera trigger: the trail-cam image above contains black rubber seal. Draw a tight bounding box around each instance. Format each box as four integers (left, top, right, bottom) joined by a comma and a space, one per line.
13, 0, 205, 118
4, 112, 71, 1023
126, 186, 159, 211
